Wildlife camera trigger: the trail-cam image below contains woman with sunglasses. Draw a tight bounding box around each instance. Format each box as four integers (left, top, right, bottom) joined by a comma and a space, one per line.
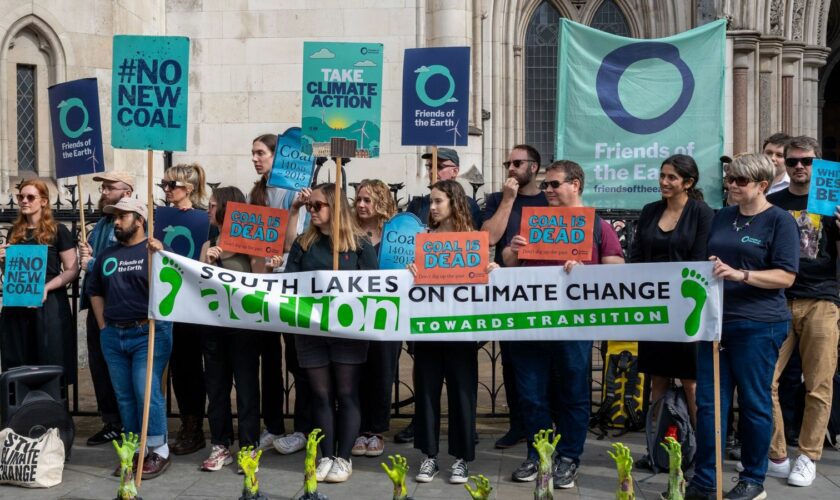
248, 133, 311, 457
285, 183, 377, 483
687, 153, 800, 500
0, 180, 79, 388
629, 154, 713, 468
161, 163, 212, 456
408, 179, 498, 486
349, 179, 399, 459
197, 186, 280, 471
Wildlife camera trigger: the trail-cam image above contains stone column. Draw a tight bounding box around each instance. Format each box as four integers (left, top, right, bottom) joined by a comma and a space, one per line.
731, 32, 759, 154
782, 43, 805, 135
758, 38, 784, 142
802, 47, 830, 138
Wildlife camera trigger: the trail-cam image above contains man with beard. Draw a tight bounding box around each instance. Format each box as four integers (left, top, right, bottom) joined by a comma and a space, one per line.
480, 145, 547, 451
87, 197, 173, 479
501, 160, 624, 489
79, 172, 134, 446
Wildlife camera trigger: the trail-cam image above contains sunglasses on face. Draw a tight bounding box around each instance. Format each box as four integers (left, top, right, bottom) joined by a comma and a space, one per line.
539, 180, 571, 190
724, 175, 753, 187
784, 157, 815, 168
306, 201, 329, 212
159, 180, 187, 190
503, 159, 534, 169
16, 194, 40, 203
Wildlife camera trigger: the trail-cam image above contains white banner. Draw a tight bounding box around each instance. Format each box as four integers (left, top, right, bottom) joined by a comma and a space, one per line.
150, 251, 722, 342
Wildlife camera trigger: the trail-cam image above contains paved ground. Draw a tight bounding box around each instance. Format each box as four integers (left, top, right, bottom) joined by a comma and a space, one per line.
3, 417, 840, 499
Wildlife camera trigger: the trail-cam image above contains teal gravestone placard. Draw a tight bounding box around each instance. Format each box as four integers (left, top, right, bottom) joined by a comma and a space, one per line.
112, 35, 190, 151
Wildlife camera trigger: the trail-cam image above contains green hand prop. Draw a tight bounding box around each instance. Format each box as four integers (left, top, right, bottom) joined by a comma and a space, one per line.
607, 443, 634, 500
533, 429, 560, 499
304, 429, 325, 495
660, 437, 685, 500
238, 446, 263, 496
113, 432, 139, 500
464, 474, 493, 500
380, 454, 409, 500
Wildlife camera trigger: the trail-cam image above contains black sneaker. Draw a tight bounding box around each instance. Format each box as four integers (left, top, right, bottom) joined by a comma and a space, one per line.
511, 457, 539, 482
635, 453, 653, 471
553, 457, 577, 489
394, 422, 414, 444
684, 483, 716, 500
724, 480, 766, 500
495, 429, 525, 449
87, 423, 124, 446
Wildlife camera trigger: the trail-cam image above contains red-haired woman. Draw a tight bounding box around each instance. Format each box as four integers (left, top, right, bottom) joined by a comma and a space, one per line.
0, 180, 79, 384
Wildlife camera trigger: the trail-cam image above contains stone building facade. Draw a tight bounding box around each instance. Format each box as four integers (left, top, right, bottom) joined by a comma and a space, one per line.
0, 0, 838, 203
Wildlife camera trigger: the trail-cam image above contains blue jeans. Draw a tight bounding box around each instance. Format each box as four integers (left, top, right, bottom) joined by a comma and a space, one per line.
508, 340, 592, 463
101, 321, 173, 448
692, 319, 789, 490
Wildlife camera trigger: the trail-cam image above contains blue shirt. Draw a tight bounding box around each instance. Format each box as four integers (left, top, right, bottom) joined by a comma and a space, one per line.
483, 191, 549, 266
86, 240, 150, 323
80, 216, 118, 310
707, 205, 800, 323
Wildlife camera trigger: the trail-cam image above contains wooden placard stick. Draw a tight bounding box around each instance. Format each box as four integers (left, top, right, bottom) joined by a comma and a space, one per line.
713, 341, 723, 500
431, 145, 438, 185
77, 176, 88, 243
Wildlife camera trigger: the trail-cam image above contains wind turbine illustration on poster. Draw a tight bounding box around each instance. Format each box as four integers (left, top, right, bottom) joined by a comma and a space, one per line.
87, 148, 100, 170
447, 120, 461, 146
353, 121, 369, 150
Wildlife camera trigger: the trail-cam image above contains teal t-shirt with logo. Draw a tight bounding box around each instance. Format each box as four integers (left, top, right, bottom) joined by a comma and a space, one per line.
86, 239, 149, 323
707, 205, 799, 323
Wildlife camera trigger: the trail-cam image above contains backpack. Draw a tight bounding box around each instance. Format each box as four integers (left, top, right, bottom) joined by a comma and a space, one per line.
646, 385, 696, 472
590, 341, 646, 437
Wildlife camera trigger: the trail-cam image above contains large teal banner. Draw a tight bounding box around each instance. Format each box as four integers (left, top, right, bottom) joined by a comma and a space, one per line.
556, 19, 725, 208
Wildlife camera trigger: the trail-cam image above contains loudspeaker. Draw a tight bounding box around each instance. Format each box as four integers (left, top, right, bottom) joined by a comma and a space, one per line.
0, 365, 75, 458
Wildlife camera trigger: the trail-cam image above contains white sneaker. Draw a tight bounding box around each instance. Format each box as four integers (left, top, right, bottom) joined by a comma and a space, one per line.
449, 458, 469, 484
315, 457, 334, 482
325, 457, 352, 483
273, 431, 307, 455
351, 435, 369, 456
415, 457, 439, 483
787, 454, 816, 487
257, 430, 281, 451
735, 458, 790, 478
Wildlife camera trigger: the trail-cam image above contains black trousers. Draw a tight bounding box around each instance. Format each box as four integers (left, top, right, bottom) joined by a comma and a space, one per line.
86, 311, 121, 425
171, 322, 207, 419
282, 333, 313, 434
360, 341, 401, 433
499, 341, 523, 435
202, 327, 260, 447
259, 333, 285, 435
414, 342, 477, 461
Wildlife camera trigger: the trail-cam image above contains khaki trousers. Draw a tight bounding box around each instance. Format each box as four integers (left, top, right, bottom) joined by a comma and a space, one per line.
769, 298, 839, 461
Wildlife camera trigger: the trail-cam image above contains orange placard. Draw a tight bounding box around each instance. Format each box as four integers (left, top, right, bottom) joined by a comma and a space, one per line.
218, 201, 289, 258
414, 231, 489, 285
517, 207, 595, 261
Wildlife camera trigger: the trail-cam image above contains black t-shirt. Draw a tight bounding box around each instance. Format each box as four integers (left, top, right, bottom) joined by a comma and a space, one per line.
7, 225, 75, 282
767, 189, 840, 303
285, 235, 378, 273
707, 205, 800, 323
407, 194, 482, 230
483, 191, 548, 266
86, 240, 149, 323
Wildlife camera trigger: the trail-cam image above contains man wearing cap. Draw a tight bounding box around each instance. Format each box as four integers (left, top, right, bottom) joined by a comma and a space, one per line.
407, 148, 482, 228
87, 197, 173, 479
79, 172, 134, 446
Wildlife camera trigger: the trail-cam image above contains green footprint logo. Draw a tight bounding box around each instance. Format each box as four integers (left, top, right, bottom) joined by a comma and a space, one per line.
680, 267, 709, 337
158, 257, 183, 316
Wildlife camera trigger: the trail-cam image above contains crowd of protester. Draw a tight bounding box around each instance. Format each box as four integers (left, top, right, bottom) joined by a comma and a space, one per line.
0, 132, 836, 500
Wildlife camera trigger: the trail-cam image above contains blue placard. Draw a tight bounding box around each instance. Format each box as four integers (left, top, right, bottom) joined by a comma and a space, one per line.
48, 78, 105, 179
3, 245, 48, 307
401, 47, 470, 146
378, 212, 425, 270
268, 127, 315, 191
154, 207, 210, 260
112, 35, 190, 151
807, 159, 840, 217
